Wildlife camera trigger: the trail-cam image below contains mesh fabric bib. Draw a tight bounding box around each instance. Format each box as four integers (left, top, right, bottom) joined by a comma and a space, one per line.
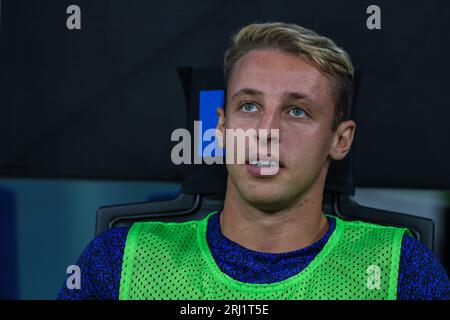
119, 211, 408, 300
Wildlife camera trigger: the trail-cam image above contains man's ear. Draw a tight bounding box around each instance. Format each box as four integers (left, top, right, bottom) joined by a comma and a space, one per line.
216, 107, 226, 149
329, 120, 356, 160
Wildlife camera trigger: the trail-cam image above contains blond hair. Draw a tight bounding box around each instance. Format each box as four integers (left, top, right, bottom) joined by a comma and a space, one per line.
224, 22, 354, 130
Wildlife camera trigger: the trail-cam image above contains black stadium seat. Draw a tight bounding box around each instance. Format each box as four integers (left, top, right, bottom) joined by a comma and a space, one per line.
96, 66, 434, 251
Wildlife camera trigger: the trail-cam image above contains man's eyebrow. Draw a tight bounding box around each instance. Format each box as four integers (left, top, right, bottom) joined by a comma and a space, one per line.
231, 88, 313, 102
231, 88, 264, 100
282, 91, 311, 101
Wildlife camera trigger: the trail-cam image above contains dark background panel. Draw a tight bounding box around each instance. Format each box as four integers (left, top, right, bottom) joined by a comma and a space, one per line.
0, 0, 449, 188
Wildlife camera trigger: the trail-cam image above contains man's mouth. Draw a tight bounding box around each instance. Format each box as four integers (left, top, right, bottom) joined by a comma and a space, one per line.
245, 162, 283, 177
247, 159, 280, 168
245, 154, 284, 168
244, 156, 284, 177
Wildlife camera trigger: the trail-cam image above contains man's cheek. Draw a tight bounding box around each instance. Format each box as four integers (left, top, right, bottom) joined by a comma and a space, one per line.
287, 149, 314, 169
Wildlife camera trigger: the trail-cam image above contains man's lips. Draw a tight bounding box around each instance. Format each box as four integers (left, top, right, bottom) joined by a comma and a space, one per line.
245, 162, 284, 177
245, 155, 284, 168
243, 154, 285, 177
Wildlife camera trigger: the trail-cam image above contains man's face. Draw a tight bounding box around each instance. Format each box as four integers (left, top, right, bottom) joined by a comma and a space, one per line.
218, 49, 352, 212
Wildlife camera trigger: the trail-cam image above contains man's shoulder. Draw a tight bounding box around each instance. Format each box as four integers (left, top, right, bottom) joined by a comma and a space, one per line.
72, 226, 131, 282
333, 217, 450, 299
87, 226, 131, 257
126, 221, 199, 254
57, 226, 130, 300
337, 217, 411, 241
400, 234, 435, 263
398, 234, 450, 299
76, 225, 131, 273
96, 226, 130, 243
339, 217, 408, 231
129, 217, 207, 240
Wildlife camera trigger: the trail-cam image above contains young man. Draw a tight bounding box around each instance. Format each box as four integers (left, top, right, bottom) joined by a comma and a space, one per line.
59, 22, 450, 300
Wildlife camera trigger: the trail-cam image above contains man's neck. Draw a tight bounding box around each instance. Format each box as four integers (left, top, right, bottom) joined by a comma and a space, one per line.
219, 179, 329, 254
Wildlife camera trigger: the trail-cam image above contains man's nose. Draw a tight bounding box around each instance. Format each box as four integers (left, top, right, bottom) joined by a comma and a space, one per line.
256, 109, 280, 143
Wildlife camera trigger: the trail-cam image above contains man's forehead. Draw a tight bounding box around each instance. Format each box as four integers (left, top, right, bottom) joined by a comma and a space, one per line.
228, 49, 332, 102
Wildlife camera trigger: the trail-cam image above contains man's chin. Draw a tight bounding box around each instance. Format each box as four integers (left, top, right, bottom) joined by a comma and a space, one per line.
240, 190, 292, 212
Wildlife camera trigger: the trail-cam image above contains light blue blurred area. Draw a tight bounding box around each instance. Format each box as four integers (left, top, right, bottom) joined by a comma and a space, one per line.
0, 178, 180, 300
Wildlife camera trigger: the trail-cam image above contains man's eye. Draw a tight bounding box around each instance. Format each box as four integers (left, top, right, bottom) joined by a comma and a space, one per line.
289, 107, 307, 118
240, 102, 258, 113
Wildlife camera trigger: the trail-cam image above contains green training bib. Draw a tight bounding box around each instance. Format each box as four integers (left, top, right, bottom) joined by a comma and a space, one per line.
119, 211, 408, 300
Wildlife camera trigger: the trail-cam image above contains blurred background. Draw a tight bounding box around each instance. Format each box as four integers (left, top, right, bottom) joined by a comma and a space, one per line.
0, 0, 449, 299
